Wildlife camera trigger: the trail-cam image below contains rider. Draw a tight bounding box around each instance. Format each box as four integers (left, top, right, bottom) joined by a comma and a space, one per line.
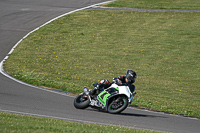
89, 70, 137, 95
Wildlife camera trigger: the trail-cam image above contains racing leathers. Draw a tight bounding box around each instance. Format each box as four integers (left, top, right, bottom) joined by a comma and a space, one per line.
89, 75, 135, 95
113, 75, 135, 93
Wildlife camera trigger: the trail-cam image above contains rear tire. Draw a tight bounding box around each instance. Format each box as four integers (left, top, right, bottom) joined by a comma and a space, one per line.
74, 94, 90, 109
107, 96, 128, 114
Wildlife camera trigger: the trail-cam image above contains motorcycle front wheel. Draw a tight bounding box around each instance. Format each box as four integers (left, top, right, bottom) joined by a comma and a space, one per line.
107, 96, 128, 114
74, 93, 90, 109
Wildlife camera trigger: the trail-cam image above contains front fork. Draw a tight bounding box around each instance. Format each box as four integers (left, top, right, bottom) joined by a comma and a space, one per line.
83, 87, 92, 102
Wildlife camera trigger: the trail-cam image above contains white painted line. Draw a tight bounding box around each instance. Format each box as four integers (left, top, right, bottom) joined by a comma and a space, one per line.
0, 109, 107, 124
0, 0, 198, 123
0, 59, 74, 97
0, 109, 132, 128
0, 0, 115, 97
0, 109, 165, 132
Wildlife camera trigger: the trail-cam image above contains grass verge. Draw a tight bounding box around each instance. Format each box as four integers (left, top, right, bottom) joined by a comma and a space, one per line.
104, 0, 200, 10
4, 10, 200, 117
0, 112, 158, 133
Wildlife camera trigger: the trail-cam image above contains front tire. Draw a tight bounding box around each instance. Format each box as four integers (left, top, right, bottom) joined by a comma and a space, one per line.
107, 96, 128, 114
74, 93, 90, 109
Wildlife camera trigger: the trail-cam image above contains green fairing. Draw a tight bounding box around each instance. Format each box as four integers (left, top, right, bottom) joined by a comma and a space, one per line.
115, 87, 119, 91
97, 87, 119, 106
97, 91, 111, 106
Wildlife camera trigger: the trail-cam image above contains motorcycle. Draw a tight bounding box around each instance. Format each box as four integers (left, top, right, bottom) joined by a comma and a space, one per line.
74, 82, 136, 114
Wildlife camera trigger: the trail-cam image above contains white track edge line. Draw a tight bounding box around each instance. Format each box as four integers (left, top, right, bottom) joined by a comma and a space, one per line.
0, 109, 111, 125
1, 109, 166, 132
0, 109, 138, 129
0, 0, 199, 122
0, 0, 115, 97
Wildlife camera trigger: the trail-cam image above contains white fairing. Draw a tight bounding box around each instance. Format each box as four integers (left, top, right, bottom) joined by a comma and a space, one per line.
110, 83, 133, 103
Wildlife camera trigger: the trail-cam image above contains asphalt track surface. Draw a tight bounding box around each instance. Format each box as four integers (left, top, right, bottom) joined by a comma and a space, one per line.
0, 1, 199, 133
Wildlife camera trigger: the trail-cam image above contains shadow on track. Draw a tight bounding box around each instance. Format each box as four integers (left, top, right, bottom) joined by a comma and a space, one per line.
85, 107, 167, 118
119, 112, 167, 118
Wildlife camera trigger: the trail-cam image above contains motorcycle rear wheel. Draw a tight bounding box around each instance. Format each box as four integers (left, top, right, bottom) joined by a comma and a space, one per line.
107, 96, 128, 114
74, 93, 90, 109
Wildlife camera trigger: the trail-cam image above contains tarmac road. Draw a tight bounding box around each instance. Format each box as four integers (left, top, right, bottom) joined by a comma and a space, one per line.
0, 1, 199, 133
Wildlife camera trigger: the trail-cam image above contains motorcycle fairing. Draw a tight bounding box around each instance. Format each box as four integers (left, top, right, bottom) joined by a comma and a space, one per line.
97, 91, 110, 106
110, 83, 133, 103
97, 87, 119, 106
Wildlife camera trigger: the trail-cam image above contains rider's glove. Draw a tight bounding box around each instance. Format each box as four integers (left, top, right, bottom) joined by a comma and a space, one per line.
116, 79, 122, 85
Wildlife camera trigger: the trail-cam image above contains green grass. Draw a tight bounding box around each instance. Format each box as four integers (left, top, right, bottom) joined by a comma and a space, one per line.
0, 112, 158, 133
4, 10, 200, 117
104, 0, 200, 9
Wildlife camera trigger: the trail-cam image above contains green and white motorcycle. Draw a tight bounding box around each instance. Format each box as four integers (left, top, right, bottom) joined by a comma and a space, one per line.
74, 83, 136, 114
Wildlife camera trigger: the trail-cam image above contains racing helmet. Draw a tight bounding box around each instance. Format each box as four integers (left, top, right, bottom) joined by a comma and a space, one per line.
125, 70, 137, 83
